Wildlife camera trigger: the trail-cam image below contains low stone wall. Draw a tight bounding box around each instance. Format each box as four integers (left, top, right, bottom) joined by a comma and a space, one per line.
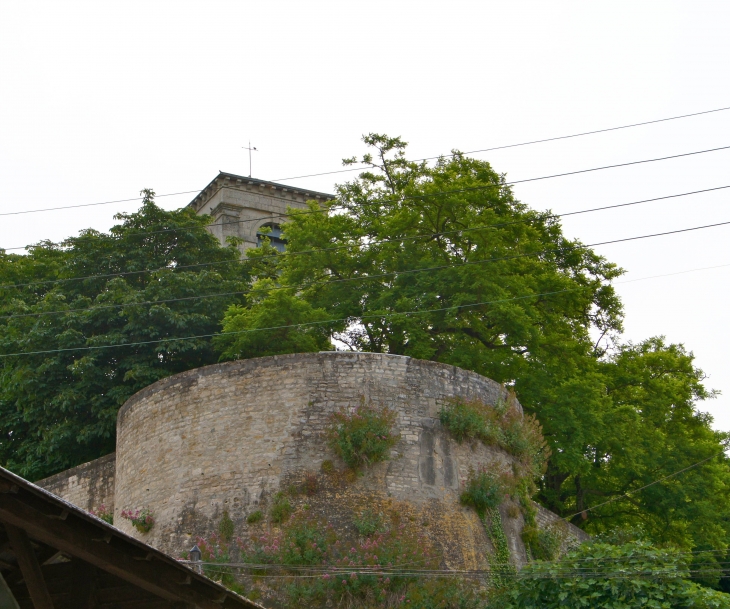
35, 452, 116, 513
534, 502, 590, 552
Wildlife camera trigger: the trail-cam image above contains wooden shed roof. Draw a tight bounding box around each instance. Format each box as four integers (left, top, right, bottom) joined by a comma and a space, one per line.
0, 465, 262, 609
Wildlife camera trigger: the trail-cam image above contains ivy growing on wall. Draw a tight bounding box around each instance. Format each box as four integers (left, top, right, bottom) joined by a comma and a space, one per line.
459, 467, 515, 588
441, 397, 552, 563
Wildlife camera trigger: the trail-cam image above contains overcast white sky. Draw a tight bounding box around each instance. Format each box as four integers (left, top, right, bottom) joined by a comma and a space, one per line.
1, 1, 729, 428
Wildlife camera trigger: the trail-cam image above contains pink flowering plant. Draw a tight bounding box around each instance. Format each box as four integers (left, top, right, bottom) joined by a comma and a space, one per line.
120, 507, 155, 533
89, 504, 114, 525
192, 533, 244, 594
327, 403, 399, 469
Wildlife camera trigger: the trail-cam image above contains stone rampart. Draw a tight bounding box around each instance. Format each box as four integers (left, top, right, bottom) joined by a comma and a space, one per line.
36, 352, 589, 573
114, 352, 529, 561
35, 452, 116, 513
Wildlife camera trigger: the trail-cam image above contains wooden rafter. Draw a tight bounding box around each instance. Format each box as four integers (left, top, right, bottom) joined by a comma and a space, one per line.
0, 492, 243, 609
3, 523, 54, 609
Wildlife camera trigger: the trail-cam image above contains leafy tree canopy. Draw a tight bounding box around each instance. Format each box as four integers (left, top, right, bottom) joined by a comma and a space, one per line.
0, 191, 249, 479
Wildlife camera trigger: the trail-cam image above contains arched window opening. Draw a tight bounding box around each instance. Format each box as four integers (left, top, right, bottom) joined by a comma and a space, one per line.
256, 223, 286, 252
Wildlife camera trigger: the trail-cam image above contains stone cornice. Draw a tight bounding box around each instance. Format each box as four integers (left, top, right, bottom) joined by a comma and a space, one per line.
188, 172, 335, 213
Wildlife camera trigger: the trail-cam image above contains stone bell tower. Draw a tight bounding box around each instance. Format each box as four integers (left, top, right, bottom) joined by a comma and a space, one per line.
187, 172, 334, 254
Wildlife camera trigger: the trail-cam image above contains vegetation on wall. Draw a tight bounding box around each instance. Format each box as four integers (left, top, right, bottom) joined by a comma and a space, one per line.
196, 514, 483, 609
439, 397, 548, 483
327, 403, 399, 470
89, 503, 113, 525
445, 398, 554, 568
120, 507, 155, 533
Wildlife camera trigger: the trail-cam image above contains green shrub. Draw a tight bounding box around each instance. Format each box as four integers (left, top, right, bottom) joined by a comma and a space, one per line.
218, 510, 235, 542
522, 524, 561, 561
302, 471, 318, 496
506, 541, 730, 608
353, 509, 384, 537
327, 403, 399, 469
320, 459, 334, 474
271, 493, 293, 524
460, 468, 503, 517
439, 398, 548, 481
484, 507, 515, 590
246, 510, 263, 524
439, 399, 498, 444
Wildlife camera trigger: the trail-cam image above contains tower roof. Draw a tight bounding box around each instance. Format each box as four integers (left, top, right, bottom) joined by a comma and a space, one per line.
188, 171, 335, 214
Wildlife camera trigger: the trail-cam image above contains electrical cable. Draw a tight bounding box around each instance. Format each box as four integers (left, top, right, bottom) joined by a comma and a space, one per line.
191, 557, 730, 572
271, 105, 730, 182
2, 224, 730, 357
562, 451, 726, 523
4, 183, 729, 253
2, 136, 729, 219
0, 221, 730, 319
196, 562, 729, 580
2, 182, 729, 291
0, 287, 607, 357
0, 189, 200, 218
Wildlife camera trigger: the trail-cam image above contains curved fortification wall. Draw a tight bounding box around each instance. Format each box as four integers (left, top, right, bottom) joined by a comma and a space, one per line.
115, 353, 539, 565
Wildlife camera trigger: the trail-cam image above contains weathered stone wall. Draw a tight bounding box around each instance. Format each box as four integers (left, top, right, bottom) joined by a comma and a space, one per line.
534, 502, 590, 551
114, 352, 530, 563
35, 452, 116, 513
35, 352, 589, 577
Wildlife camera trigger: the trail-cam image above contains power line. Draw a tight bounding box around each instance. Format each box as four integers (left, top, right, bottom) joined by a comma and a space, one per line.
195, 562, 727, 581
0, 221, 730, 324
2, 227, 730, 358
3, 103, 726, 218
190, 552, 730, 571
271, 104, 730, 181
2, 177, 729, 291
4, 183, 729, 254
0, 289, 596, 358
0, 189, 200, 218
2, 135, 729, 220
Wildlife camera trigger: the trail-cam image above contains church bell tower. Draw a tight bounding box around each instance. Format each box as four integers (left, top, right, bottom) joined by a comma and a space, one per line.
188, 172, 333, 254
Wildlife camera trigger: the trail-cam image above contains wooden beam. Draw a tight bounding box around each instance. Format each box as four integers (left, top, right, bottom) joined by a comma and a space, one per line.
0, 493, 252, 609
0, 480, 18, 494
4, 523, 54, 609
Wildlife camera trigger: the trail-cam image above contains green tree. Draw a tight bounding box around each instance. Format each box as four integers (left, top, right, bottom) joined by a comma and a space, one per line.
218, 134, 624, 378
215, 278, 332, 360
0, 190, 249, 479
556, 339, 730, 547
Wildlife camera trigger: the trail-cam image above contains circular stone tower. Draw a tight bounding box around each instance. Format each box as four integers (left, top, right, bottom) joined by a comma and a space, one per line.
114, 352, 530, 567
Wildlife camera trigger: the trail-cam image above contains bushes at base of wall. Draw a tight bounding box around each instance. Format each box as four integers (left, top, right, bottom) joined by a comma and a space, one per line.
504, 541, 730, 609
